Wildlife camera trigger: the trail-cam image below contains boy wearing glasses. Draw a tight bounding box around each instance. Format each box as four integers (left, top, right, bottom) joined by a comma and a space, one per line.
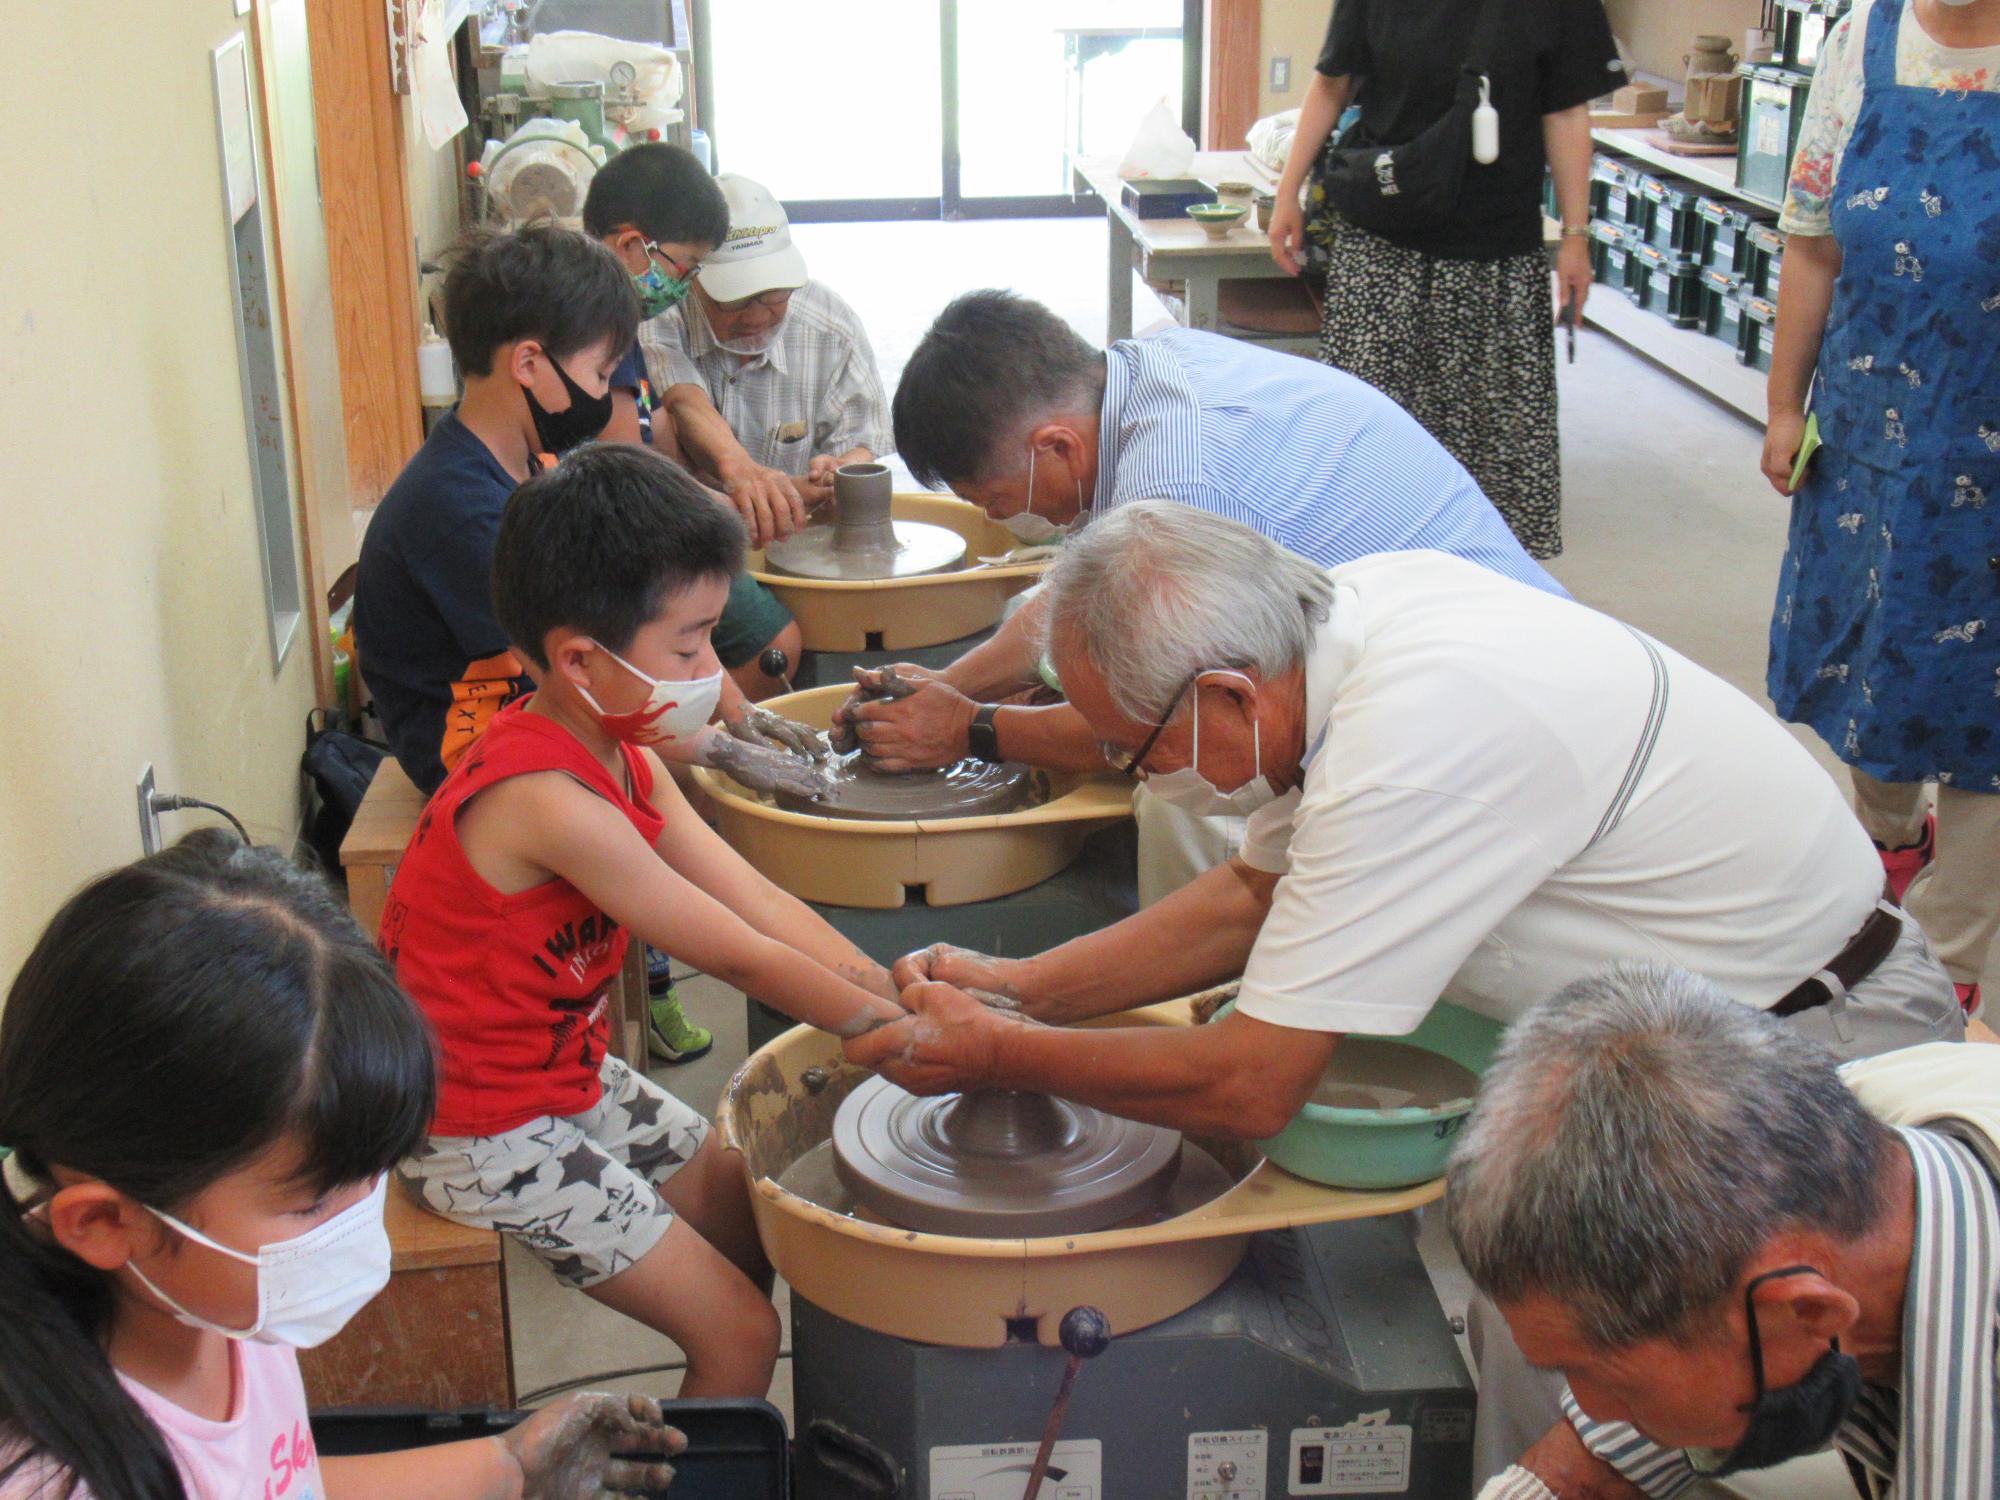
641, 173, 892, 525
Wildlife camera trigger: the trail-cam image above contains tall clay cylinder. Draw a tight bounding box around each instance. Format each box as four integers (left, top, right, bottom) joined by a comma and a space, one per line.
832, 462, 896, 553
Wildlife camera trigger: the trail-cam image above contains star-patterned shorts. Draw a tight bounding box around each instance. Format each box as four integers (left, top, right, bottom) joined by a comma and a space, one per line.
397, 1056, 710, 1288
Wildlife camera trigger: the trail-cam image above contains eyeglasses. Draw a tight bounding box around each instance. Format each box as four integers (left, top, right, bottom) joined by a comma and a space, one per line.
1103, 674, 1197, 778
705, 286, 794, 313
644, 241, 702, 282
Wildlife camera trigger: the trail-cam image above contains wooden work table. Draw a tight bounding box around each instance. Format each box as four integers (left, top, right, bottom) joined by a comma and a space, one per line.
1072, 149, 1290, 341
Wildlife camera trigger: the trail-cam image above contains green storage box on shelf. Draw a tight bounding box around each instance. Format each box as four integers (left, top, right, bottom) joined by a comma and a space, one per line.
1256, 1002, 1504, 1190
1630, 243, 1704, 328
1740, 293, 1781, 369
1696, 196, 1776, 276
1588, 218, 1629, 284
1776, 0, 1850, 72
1737, 65, 1814, 205
1700, 267, 1748, 344
1746, 221, 1787, 297
1640, 176, 1705, 257
1589, 152, 1631, 222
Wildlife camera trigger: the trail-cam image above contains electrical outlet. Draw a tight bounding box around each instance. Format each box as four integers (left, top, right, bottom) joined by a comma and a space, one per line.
136, 764, 161, 856
1271, 56, 1292, 92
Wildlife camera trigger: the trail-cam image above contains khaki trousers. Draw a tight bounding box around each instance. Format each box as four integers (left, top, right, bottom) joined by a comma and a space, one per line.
1850, 767, 2000, 988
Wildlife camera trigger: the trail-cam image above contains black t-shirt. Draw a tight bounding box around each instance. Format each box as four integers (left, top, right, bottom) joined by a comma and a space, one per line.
1317, 0, 1624, 259
353, 412, 534, 794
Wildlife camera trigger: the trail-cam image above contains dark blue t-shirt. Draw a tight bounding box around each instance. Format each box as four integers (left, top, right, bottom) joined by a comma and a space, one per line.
612, 343, 655, 445
354, 413, 533, 794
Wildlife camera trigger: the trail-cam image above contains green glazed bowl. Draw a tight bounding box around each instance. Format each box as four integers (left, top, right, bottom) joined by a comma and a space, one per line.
1251, 1001, 1503, 1190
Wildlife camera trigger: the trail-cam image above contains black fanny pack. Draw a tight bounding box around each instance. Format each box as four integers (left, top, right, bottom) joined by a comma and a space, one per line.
1312, 0, 1504, 237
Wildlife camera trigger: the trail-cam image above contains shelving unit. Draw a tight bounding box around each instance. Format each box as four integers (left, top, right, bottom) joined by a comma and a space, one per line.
1578, 127, 1781, 427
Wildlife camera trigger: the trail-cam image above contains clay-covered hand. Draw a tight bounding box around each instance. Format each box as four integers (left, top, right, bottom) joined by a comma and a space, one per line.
728, 703, 828, 760
801, 453, 840, 509
842, 980, 1025, 1095
705, 733, 835, 801
496, 1391, 686, 1499
841, 679, 981, 773
719, 462, 808, 548
829, 664, 941, 754
892, 944, 1020, 1003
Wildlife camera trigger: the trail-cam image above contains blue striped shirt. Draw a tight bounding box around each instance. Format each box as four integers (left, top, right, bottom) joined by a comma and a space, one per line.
1566, 1124, 2000, 1500
1095, 329, 1563, 595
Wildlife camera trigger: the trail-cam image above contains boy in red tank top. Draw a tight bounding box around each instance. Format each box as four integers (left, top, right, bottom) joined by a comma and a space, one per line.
381, 444, 904, 1397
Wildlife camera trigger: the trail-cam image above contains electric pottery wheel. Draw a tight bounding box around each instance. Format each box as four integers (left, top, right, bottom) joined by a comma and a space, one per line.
764, 462, 968, 582
715, 987, 1465, 1348
747, 492, 1046, 654
691, 684, 1131, 908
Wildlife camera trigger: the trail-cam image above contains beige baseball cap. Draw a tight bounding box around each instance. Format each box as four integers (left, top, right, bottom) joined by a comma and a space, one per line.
697, 173, 809, 303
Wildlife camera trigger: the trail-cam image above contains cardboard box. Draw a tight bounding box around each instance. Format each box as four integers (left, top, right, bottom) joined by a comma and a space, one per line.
1612, 83, 1669, 114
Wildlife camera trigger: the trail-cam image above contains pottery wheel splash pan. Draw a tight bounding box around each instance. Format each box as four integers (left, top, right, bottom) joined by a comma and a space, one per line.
746, 494, 1047, 652
692, 684, 1131, 909
716, 986, 1460, 1349
765, 461, 968, 582
833, 1081, 1183, 1236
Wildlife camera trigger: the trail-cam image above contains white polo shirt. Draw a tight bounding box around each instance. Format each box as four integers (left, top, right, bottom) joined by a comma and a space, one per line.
1233, 551, 1884, 1035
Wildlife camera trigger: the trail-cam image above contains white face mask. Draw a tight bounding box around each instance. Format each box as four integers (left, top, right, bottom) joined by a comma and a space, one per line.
1002, 442, 1089, 544
578, 641, 725, 746
124, 1176, 390, 1349
1140, 670, 1282, 817
705, 299, 787, 356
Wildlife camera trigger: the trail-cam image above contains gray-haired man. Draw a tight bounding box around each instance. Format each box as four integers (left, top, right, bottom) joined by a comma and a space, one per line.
1449, 964, 1999, 1500
847, 503, 1960, 1131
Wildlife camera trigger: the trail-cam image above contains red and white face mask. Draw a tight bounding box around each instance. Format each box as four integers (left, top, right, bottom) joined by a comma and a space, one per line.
577, 642, 723, 745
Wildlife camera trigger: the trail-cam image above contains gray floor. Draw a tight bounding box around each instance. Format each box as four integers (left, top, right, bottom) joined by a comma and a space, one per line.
501, 216, 1916, 1496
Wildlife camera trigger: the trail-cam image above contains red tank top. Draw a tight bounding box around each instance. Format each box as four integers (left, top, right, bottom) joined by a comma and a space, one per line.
378, 700, 666, 1136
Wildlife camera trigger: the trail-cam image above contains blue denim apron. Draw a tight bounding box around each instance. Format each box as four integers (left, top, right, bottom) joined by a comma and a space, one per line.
1766, 0, 2000, 788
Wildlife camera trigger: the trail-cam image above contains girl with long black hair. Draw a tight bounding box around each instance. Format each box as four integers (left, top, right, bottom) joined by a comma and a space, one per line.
0, 830, 680, 1499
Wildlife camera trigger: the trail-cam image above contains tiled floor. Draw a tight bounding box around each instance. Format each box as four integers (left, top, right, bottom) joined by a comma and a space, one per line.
496, 214, 1887, 1500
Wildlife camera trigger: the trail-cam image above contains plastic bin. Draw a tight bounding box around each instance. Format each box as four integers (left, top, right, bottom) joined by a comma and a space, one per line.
1587, 218, 1628, 284
1700, 268, 1748, 344
1630, 243, 1704, 328
1746, 221, 1787, 298
1776, 0, 1850, 72
1639, 176, 1706, 257
1740, 294, 1781, 369
1589, 153, 1631, 219
311, 1399, 790, 1498
1696, 197, 1777, 276
1737, 65, 1814, 204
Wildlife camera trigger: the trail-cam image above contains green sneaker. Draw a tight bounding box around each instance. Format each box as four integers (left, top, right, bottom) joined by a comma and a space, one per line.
648, 987, 712, 1064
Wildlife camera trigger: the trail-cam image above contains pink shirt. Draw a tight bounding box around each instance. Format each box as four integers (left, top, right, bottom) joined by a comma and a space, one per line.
0, 1341, 325, 1500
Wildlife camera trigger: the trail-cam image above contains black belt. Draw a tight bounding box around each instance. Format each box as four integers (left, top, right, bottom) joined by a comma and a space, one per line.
1770, 883, 1903, 1018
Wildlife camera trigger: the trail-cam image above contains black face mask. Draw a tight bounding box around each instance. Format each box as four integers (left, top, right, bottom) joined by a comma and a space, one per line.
522, 352, 613, 456
1698, 1265, 1863, 1478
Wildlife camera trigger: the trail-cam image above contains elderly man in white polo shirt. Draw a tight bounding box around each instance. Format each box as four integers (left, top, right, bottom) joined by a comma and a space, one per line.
641, 173, 892, 544
848, 500, 1962, 1114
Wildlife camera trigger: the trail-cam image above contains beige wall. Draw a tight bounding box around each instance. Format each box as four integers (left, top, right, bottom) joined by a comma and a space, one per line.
1259, 0, 1333, 117
0, 1, 320, 979
1605, 0, 1766, 82
405, 91, 467, 330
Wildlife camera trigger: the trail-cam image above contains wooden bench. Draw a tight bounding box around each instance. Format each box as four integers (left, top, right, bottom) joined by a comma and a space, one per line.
299, 1184, 514, 1408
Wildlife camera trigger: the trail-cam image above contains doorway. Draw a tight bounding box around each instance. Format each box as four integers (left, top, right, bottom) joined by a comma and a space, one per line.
697, 0, 1200, 220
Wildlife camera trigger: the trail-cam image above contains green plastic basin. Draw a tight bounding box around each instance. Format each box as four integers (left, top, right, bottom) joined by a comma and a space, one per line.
1253, 1002, 1504, 1190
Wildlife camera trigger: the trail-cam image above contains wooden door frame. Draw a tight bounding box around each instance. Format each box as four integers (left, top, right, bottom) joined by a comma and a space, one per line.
1203, 0, 1260, 152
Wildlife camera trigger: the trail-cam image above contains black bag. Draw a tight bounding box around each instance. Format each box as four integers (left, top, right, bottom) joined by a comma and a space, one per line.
1312, 0, 1506, 237
300, 709, 390, 877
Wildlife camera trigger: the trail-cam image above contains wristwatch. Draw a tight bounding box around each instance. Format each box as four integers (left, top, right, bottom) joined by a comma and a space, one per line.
967, 704, 1002, 763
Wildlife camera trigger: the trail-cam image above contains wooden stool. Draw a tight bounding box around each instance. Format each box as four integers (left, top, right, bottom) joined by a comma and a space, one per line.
299, 1184, 513, 1408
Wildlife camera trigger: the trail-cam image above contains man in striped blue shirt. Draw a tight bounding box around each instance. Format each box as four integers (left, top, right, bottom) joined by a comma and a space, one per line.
840, 291, 1559, 896
1449, 965, 1998, 1500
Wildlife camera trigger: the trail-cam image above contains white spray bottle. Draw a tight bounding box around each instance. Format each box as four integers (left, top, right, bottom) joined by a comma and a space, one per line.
1471, 75, 1500, 164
